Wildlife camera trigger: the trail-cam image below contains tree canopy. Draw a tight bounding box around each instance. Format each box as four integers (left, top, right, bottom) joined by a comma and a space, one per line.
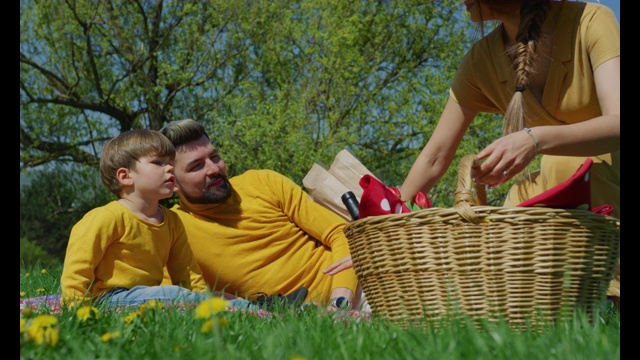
21, 0, 512, 260
21, 0, 505, 188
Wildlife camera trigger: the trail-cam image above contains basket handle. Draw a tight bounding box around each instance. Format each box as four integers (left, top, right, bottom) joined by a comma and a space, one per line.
452, 154, 488, 224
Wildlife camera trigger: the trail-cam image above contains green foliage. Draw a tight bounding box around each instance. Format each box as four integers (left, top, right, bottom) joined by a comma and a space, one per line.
20, 237, 60, 270
20, 0, 520, 256
20, 260, 62, 298
20, 165, 115, 261
20, 0, 475, 186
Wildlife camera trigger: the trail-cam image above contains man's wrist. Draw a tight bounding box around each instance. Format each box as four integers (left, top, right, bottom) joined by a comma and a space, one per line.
329, 296, 351, 310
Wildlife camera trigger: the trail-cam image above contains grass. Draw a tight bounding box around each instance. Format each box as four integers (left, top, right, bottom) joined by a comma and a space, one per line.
20, 262, 620, 360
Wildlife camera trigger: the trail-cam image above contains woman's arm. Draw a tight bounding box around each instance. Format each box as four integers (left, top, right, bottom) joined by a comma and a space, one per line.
473, 56, 620, 187
400, 97, 477, 201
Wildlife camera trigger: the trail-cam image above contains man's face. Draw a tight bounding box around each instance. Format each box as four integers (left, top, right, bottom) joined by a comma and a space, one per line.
172, 135, 233, 205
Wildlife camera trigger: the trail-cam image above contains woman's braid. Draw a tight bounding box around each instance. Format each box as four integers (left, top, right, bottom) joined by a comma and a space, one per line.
503, 0, 553, 136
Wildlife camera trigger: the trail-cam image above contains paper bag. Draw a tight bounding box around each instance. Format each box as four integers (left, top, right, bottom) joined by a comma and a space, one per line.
303, 163, 353, 221
328, 149, 378, 200
303, 149, 377, 221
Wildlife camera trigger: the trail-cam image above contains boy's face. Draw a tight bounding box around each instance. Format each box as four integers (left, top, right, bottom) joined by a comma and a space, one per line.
126, 155, 175, 200
172, 135, 232, 205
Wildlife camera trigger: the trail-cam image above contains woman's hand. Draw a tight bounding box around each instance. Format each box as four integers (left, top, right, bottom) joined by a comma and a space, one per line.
322, 255, 353, 275
472, 128, 538, 187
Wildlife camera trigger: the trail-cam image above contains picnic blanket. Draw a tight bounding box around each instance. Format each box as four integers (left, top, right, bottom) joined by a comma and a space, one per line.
20, 294, 372, 322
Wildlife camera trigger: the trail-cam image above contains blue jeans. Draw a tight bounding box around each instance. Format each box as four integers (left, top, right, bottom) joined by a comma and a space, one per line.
96, 285, 258, 310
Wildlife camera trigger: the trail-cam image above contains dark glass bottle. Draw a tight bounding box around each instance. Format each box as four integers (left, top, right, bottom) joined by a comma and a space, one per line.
341, 191, 360, 220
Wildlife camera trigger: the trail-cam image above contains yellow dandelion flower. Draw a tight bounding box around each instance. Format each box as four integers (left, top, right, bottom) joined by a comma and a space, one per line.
195, 297, 230, 319
20, 291, 26, 297
145, 299, 164, 309
20, 318, 26, 333
25, 273, 30, 277
27, 314, 58, 329
22, 307, 34, 317
101, 331, 120, 342
199, 317, 229, 333
123, 312, 140, 324
138, 299, 164, 314
41, 268, 47, 274
36, 288, 45, 295
200, 319, 213, 333
26, 314, 59, 347
76, 306, 100, 322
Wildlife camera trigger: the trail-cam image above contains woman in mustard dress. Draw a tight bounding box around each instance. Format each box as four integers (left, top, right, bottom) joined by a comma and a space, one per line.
400, 0, 620, 307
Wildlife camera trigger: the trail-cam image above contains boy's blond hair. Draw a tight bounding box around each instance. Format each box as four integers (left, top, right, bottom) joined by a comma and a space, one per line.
99, 129, 175, 196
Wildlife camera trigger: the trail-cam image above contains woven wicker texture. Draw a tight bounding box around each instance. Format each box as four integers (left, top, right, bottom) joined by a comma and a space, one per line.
344, 155, 620, 329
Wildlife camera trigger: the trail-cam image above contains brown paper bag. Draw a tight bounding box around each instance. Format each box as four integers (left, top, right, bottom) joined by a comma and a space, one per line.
328, 149, 379, 200
303, 149, 377, 221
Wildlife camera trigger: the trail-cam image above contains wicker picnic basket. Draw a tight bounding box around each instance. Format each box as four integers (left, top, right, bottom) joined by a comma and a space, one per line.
344, 155, 620, 329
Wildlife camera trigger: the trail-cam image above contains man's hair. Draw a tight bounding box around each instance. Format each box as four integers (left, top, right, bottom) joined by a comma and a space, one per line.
100, 129, 176, 196
159, 119, 210, 148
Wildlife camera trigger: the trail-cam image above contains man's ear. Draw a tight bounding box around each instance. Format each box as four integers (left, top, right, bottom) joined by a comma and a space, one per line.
116, 167, 133, 186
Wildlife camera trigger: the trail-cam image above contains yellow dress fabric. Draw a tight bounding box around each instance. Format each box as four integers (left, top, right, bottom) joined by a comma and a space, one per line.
61, 201, 207, 305
167, 169, 358, 304
449, 2, 620, 298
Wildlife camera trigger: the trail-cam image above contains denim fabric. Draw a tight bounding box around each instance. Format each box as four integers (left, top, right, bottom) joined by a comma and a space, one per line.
96, 285, 258, 310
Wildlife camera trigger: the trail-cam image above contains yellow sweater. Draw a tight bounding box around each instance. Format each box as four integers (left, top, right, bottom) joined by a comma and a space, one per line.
61, 201, 207, 305
450, 1, 620, 217
168, 169, 358, 304
451, 1, 619, 125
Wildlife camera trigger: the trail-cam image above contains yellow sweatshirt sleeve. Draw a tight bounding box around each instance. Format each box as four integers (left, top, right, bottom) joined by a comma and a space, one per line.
265, 170, 358, 293
164, 208, 208, 292
60, 205, 121, 307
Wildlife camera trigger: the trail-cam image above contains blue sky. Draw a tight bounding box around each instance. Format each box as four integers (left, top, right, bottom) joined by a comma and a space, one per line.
597, 0, 620, 23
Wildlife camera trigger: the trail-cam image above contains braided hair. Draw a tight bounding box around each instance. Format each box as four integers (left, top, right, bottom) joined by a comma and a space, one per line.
503, 0, 554, 136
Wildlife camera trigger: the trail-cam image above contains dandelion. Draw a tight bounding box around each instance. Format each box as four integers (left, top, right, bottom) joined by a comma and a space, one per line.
76, 306, 100, 322
36, 288, 45, 295
100, 331, 120, 342
26, 314, 60, 347
200, 319, 213, 333
138, 299, 165, 314
195, 297, 230, 319
25, 273, 30, 277
20, 291, 26, 297
41, 268, 47, 274
20, 318, 26, 334
199, 318, 230, 333
123, 311, 140, 324
145, 299, 164, 309
289, 357, 307, 360
22, 307, 34, 317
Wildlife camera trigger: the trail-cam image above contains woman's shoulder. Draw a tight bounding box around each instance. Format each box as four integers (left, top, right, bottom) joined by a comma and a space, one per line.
560, 1, 617, 24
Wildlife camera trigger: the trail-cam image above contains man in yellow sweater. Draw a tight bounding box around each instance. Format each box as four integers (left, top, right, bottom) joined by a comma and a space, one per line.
160, 119, 362, 311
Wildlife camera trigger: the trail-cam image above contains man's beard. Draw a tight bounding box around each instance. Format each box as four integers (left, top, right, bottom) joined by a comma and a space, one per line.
179, 175, 233, 205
